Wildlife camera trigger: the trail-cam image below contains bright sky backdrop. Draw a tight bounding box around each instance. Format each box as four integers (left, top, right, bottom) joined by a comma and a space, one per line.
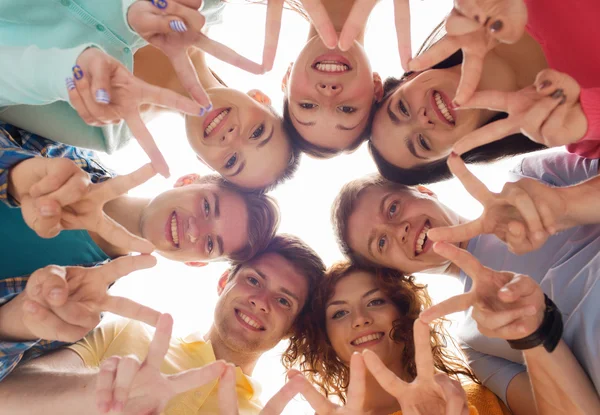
99, 1, 542, 412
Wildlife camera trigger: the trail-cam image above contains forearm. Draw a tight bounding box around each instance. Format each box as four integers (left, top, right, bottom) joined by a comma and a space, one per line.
0, 292, 36, 341
0, 360, 101, 415
559, 173, 600, 228
7, 156, 48, 204
524, 341, 600, 415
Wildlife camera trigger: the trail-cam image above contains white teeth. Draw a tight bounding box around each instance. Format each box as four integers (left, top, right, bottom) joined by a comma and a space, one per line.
315, 61, 350, 72
352, 332, 383, 346
204, 109, 230, 136
416, 224, 431, 254
434, 92, 455, 124
171, 213, 179, 246
238, 311, 262, 329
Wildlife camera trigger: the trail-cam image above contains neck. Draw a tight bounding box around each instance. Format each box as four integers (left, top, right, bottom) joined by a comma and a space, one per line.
307, 0, 366, 44
97, 196, 150, 257
204, 325, 261, 375
361, 358, 408, 414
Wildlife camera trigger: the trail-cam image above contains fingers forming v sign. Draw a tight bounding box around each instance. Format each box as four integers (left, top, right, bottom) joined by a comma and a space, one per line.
410, 0, 528, 104
25, 164, 157, 255
363, 320, 468, 415
96, 313, 228, 414
427, 154, 554, 254
22, 255, 159, 343
419, 242, 544, 340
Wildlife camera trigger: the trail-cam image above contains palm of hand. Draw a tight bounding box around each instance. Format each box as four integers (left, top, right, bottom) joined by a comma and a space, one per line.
121, 364, 177, 415
398, 380, 447, 415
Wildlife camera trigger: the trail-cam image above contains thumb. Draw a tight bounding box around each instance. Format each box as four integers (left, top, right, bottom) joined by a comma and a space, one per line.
27, 265, 69, 307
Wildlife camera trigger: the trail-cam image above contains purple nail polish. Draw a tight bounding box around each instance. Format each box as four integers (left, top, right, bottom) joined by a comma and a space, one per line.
151, 0, 168, 9
199, 107, 206, 116
72, 65, 84, 80
65, 77, 76, 91
205, 103, 213, 113
169, 20, 187, 33
539, 80, 552, 90
95, 89, 110, 104
551, 88, 564, 99
490, 20, 503, 32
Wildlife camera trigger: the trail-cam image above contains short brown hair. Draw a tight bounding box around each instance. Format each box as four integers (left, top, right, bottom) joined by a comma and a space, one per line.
196, 175, 280, 262
331, 174, 408, 265
282, 261, 478, 403
227, 234, 325, 332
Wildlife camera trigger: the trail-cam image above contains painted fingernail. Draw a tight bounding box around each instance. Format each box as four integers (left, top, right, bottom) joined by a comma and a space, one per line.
539, 80, 552, 90
473, 15, 480, 23
65, 77, 76, 91
559, 94, 567, 105
95, 89, 111, 104
205, 103, 213, 112
490, 20, 503, 32
151, 0, 168, 9
72, 65, 84, 80
551, 89, 564, 99
199, 107, 206, 116
169, 20, 187, 33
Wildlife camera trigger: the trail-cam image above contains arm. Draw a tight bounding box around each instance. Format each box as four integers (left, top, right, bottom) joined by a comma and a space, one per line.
566, 87, 600, 156
557, 166, 600, 228
524, 341, 600, 414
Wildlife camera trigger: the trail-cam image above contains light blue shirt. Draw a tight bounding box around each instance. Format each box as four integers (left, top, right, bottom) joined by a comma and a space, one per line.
457, 152, 600, 407
0, 0, 224, 154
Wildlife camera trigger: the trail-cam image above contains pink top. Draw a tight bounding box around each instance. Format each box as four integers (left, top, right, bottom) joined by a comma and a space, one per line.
525, 0, 600, 158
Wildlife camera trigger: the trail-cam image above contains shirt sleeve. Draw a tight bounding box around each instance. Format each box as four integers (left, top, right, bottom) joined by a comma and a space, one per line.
509, 151, 599, 187
0, 122, 115, 207
461, 342, 526, 409
566, 87, 600, 158
0, 44, 101, 107
67, 319, 132, 368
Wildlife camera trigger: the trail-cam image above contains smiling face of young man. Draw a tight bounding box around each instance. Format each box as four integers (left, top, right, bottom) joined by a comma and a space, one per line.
213, 252, 310, 355
346, 184, 462, 275
283, 36, 382, 152
325, 270, 405, 367
139, 183, 249, 262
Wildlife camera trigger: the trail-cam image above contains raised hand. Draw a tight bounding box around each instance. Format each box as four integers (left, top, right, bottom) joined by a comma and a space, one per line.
217, 364, 304, 415
362, 320, 469, 415
21, 255, 159, 343
452, 70, 587, 155
420, 242, 545, 340
409, 0, 527, 104
95, 313, 227, 414
427, 154, 570, 254
70, 48, 206, 177
21, 163, 157, 255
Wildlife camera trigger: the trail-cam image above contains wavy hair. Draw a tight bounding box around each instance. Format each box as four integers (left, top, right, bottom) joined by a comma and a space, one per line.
282, 262, 478, 403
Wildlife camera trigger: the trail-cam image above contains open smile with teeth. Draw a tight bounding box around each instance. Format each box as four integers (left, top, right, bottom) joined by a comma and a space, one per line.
351, 332, 384, 346
204, 108, 230, 136
434, 91, 455, 124
236, 310, 265, 331
314, 60, 350, 73
170, 212, 179, 248
415, 221, 431, 255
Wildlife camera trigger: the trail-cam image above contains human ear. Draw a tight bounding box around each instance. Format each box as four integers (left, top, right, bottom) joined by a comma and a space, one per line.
281, 62, 293, 93
217, 270, 229, 295
174, 173, 201, 188
415, 185, 437, 198
247, 89, 272, 106
373, 72, 383, 102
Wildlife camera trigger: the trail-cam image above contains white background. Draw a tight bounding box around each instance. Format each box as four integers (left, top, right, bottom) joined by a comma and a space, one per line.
100, 0, 538, 412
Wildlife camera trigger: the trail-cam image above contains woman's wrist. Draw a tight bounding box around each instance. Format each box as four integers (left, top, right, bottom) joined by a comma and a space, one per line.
0, 292, 37, 342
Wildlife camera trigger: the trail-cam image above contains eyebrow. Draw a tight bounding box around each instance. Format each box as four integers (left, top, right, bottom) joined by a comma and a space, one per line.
405, 138, 427, 160
216, 235, 224, 256
326, 288, 381, 308
367, 193, 393, 258
254, 269, 300, 303
214, 193, 220, 218
293, 113, 362, 131
257, 126, 275, 149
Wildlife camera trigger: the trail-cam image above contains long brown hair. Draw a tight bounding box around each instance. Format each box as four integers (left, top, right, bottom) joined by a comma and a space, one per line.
282, 262, 478, 404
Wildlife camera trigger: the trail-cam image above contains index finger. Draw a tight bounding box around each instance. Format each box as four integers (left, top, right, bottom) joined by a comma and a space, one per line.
260, 376, 303, 415
217, 365, 239, 415
408, 36, 459, 72
362, 349, 406, 398
413, 319, 435, 379
97, 254, 158, 284
452, 118, 516, 156
105, 295, 161, 327
346, 353, 366, 410
433, 241, 487, 281
167, 51, 211, 107
194, 34, 263, 75
94, 163, 157, 203
454, 49, 486, 105
301, 0, 337, 49
427, 220, 484, 243
338, 0, 378, 52
394, 0, 412, 70
145, 313, 173, 368
124, 114, 169, 178
90, 212, 155, 254
262, 0, 284, 72
140, 80, 204, 116
168, 360, 226, 394
295, 374, 337, 414
419, 292, 474, 323
447, 154, 494, 204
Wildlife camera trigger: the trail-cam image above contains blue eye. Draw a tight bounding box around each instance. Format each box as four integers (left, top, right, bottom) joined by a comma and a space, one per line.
207, 236, 213, 253
332, 310, 348, 319
225, 154, 237, 169
388, 202, 398, 217
278, 298, 291, 308
378, 236, 386, 252
368, 298, 385, 307
299, 103, 316, 109
203, 198, 210, 216
338, 106, 356, 114
398, 99, 409, 116
247, 276, 259, 286
250, 124, 265, 140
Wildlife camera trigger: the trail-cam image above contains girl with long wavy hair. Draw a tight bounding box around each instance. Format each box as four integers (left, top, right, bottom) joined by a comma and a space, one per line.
283, 261, 509, 414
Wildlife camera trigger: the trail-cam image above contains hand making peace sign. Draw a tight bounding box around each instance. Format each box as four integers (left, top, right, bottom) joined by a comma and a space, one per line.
409, 0, 528, 104
21, 161, 157, 255
427, 154, 571, 254
21, 255, 159, 343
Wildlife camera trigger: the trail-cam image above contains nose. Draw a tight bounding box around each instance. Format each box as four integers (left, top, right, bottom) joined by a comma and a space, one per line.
187, 217, 201, 243
316, 82, 343, 97
417, 107, 434, 129
219, 125, 239, 145
352, 310, 372, 329
249, 293, 270, 313
395, 222, 410, 244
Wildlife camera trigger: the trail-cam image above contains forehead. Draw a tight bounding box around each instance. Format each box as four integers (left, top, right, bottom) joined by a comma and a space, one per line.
242, 252, 309, 305
330, 271, 377, 301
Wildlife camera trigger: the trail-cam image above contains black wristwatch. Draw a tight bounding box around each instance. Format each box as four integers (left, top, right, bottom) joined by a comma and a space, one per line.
507, 294, 563, 353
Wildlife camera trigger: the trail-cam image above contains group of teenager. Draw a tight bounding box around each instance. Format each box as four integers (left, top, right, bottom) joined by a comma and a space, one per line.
0, 0, 599, 414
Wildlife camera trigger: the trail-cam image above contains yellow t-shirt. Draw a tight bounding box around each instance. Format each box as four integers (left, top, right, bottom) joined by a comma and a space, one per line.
389, 382, 511, 415
68, 318, 263, 415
